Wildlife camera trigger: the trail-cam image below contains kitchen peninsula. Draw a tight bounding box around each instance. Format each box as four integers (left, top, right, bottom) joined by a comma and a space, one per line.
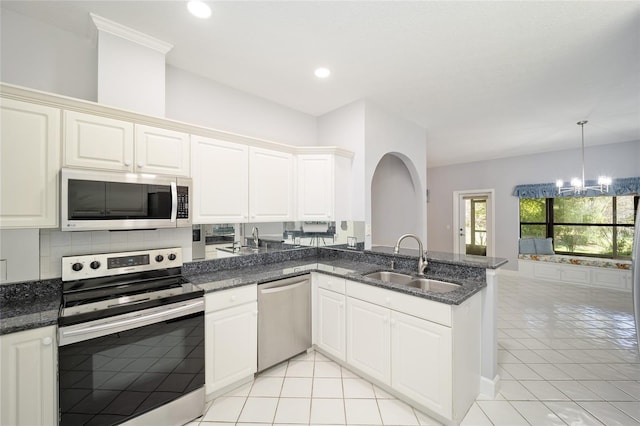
1, 245, 506, 426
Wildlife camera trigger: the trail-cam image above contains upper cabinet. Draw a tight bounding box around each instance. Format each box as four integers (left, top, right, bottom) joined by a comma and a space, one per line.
134, 124, 190, 176
64, 110, 134, 172
192, 136, 249, 223
191, 135, 294, 224
64, 111, 190, 176
297, 153, 351, 221
249, 147, 294, 222
0, 98, 60, 228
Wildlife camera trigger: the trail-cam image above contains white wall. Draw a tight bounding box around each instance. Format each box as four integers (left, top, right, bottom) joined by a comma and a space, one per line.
365, 102, 427, 248
97, 31, 166, 116
427, 139, 640, 270
371, 154, 421, 248
166, 66, 318, 147
0, 8, 318, 147
0, 229, 40, 283
0, 8, 97, 101
317, 100, 366, 219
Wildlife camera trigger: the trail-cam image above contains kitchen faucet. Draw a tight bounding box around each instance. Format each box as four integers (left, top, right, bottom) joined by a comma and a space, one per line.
252, 226, 259, 248
393, 233, 427, 276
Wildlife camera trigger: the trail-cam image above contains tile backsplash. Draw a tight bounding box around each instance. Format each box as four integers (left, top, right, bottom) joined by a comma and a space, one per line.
40, 228, 193, 279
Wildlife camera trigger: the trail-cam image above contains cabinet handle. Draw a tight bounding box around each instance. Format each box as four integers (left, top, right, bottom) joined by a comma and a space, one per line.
42, 337, 52, 346
137, 162, 144, 168
124, 160, 131, 167
230, 295, 237, 302
385, 297, 391, 306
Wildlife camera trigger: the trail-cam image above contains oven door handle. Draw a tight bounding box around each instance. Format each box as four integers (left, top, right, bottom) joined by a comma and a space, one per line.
59, 299, 203, 346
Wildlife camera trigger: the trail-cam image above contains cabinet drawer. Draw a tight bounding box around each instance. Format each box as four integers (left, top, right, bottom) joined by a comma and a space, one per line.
346, 281, 451, 327
205, 284, 257, 313
316, 273, 346, 293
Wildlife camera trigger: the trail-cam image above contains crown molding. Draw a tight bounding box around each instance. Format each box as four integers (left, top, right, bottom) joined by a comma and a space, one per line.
90, 13, 173, 55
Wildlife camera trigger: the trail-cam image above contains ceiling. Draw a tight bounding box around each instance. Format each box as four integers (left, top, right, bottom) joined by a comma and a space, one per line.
2, 1, 639, 167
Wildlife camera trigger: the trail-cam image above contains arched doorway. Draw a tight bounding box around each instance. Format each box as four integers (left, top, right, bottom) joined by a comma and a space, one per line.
371, 153, 424, 249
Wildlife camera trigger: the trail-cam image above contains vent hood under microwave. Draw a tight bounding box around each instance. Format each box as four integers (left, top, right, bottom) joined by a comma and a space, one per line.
61, 168, 192, 232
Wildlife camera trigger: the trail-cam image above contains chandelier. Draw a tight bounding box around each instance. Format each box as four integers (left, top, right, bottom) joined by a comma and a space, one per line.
556, 120, 611, 195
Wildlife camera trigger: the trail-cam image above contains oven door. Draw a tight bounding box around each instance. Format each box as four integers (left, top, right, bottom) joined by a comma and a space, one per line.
58, 299, 204, 426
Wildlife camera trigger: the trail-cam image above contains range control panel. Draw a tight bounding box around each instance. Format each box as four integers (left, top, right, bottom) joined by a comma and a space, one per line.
62, 247, 182, 281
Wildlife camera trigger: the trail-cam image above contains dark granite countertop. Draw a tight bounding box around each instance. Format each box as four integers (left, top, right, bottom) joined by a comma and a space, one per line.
369, 246, 509, 269
0, 279, 61, 335
1, 247, 499, 335
186, 258, 487, 306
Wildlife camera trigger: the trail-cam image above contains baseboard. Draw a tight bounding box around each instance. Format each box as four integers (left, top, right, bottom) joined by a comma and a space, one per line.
479, 374, 501, 399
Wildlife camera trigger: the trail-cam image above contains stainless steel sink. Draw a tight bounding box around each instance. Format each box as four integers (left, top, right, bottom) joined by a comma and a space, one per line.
364, 271, 460, 293
363, 271, 413, 285
403, 278, 460, 293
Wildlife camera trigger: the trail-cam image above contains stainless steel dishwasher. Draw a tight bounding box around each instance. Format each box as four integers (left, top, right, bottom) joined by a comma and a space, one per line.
258, 275, 311, 371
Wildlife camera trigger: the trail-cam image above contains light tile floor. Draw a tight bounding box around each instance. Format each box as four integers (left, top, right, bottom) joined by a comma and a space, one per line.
188, 274, 640, 425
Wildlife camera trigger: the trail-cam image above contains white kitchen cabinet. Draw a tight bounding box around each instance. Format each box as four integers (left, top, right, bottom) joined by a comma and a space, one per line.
205, 285, 257, 396
64, 111, 190, 176
316, 287, 346, 361
346, 296, 391, 384
249, 147, 294, 222
134, 124, 190, 176
64, 110, 134, 172
1, 98, 60, 228
391, 310, 452, 418
0, 326, 57, 426
192, 136, 295, 224
192, 136, 249, 223
343, 279, 481, 424
297, 153, 351, 221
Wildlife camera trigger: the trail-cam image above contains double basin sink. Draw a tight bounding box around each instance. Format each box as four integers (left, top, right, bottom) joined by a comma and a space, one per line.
364, 271, 460, 294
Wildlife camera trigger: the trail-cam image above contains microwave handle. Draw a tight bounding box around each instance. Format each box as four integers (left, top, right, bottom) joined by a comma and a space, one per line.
170, 181, 177, 223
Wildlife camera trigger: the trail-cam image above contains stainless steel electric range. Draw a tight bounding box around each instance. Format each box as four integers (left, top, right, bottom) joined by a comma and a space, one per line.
57, 247, 204, 426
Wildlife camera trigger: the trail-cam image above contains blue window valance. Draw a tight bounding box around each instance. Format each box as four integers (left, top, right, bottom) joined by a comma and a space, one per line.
512, 177, 640, 198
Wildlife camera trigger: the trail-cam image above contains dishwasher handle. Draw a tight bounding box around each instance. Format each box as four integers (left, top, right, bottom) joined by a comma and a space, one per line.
260, 279, 308, 295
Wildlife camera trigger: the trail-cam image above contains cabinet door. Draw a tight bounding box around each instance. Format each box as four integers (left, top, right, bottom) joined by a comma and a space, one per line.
297, 154, 334, 220
135, 124, 190, 176
317, 288, 346, 361
346, 297, 390, 384
191, 136, 249, 223
391, 311, 452, 419
205, 302, 258, 394
249, 147, 294, 221
1, 99, 60, 228
64, 110, 134, 171
0, 326, 57, 426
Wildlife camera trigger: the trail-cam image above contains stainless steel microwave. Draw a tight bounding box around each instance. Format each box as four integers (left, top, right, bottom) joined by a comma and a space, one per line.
61, 168, 192, 231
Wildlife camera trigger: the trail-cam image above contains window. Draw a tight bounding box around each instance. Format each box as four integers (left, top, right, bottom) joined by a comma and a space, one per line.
519, 195, 638, 259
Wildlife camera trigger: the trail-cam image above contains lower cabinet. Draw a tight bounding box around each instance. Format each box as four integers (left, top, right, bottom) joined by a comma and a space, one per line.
328, 278, 481, 424
346, 297, 391, 384
0, 326, 57, 426
316, 288, 346, 361
205, 285, 257, 396
391, 311, 452, 417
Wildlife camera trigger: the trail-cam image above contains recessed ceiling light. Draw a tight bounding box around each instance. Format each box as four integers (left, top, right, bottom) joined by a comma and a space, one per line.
314, 68, 331, 78
187, 1, 211, 19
